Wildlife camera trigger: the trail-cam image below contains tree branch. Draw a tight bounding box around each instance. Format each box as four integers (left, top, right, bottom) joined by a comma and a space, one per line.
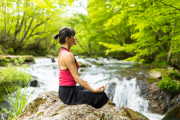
158, 0, 180, 11
20, 17, 34, 44
26, 18, 50, 40
76, 40, 90, 56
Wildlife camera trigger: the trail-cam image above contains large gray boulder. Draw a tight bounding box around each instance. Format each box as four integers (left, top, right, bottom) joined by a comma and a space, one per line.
137, 81, 172, 115
17, 91, 130, 120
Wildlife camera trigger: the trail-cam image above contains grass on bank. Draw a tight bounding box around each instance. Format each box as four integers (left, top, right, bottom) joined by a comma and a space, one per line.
0, 57, 32, 86
0, 57, 34, 119
1, 85, 37, 119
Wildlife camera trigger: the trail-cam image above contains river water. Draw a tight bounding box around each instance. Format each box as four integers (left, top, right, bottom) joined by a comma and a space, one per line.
1, 57, 164, 120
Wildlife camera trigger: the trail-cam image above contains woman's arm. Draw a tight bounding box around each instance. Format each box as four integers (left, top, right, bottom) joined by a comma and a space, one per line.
65, 52, 105, 93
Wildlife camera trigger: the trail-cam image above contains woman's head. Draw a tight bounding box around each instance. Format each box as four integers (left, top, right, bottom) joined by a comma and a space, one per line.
54, 27, 76, 44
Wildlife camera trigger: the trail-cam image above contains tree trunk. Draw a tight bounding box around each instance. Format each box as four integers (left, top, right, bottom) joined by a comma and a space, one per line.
76, 40, 90, 56
167, 22, 176, 63
88, 41, 92, 56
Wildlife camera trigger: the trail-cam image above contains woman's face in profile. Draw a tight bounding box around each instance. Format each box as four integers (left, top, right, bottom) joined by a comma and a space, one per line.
69, 35, 77, 46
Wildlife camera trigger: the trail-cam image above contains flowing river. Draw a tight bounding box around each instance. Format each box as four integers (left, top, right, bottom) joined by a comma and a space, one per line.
1, 57, 164, 120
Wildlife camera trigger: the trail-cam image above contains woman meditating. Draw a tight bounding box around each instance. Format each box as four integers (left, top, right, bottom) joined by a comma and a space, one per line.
54, 27, 109, 108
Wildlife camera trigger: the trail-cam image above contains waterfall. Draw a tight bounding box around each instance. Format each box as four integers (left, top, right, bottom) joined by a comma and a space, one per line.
105, 77, 164, 120
34, 58, 54, 64
113, 78, 149, 112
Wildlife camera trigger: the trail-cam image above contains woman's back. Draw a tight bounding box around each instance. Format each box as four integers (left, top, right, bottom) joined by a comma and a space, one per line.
58, 47, 79, 86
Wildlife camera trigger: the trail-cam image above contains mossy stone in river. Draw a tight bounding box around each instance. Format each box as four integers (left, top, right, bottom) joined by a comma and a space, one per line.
80, 68, 87, 72
92, 61, 103, 66
78, 62, 91, 67
162, 105, 180, 120
147, 77, 158, 83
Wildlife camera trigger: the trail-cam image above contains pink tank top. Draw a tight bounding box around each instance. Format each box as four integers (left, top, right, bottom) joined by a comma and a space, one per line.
59, 48, 79, 86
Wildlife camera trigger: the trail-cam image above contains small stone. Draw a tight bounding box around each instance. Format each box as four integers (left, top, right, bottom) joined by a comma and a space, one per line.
29, 80, 38, 87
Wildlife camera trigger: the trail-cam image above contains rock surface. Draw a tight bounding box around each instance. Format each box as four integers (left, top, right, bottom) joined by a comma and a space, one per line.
78, 62, 91, 67
115, 107, 149, 120
46, 55, 55, 62
17, 91, 131, 120
29, 80, 38, 87
137, 81, 171, 115
137, 80, 180, 115
149, 71, 162, 79
162, 105, 180, 120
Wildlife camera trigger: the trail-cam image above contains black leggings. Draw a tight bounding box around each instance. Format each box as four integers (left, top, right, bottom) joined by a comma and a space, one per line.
58, 85, 109, 109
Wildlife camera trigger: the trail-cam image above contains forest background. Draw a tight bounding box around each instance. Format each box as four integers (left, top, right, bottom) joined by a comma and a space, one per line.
0, 0, 180, 67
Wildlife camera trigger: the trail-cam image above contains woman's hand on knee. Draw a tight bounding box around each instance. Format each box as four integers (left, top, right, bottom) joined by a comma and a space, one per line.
93, 85, 106, 93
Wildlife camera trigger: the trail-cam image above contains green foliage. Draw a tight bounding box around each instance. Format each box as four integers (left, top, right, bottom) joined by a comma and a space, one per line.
0, 58, 12, 66
1, 85, 37, 119
0, 45, 5, 54
0, 58, 32, 85
167, 70, 180, 79
4, 48, 14, 54
150, 68, 165, 72
0, 86, 5, 102
14, 57, 26, 66
0, 64, 32, 85
155, 52, 168, 63
0, 0, 74, 56
78, 0, 180, 64
47, 49, 59, 57
158, 77, 180, 93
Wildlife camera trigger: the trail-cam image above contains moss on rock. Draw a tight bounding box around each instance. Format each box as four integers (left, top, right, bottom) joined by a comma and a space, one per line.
38, 111, 44, 116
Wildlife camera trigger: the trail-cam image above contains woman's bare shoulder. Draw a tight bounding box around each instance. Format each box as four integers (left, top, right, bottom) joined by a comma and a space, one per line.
61, 51, 74, 59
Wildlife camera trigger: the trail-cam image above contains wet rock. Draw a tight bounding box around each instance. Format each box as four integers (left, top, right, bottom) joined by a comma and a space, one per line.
0, 100, 12, 120
29, 80, 38, 87
137, 81, 171, 115
0, 111, 10, 120
115, 107, 149, 120
17, 91, 130, 120
170, 93, 180, 109
137, 80, 150, 99
86, 60, 103, 66
46, 55, 55, 62
106, 82, 117, 100
125, 75, 134, 80
80, 67, 87, 72
78, 62, 91, 67
92, 61, 103, 66
149, 71, 162, 79
107, 100, 116, 108
162, 105, 180, 120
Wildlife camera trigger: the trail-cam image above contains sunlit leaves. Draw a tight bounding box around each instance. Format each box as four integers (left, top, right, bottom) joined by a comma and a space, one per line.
89, 0, 180, 62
